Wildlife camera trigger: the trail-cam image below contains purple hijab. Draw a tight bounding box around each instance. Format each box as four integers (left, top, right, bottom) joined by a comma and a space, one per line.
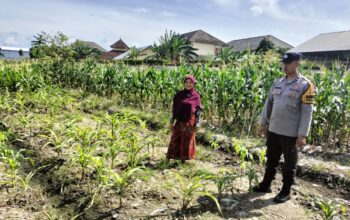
172, 75, 202, 122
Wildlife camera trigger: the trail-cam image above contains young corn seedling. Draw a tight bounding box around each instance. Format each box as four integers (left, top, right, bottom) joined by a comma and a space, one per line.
209, 140, 219, 150
212, 170, 239, 199
145, 134, 162, 155
40, 129, 70, 157
70, 144, 95, 181
167, 173, 222, 215
126, 134, 148, 168
92, 156, 109, 193
258, 148, 267, 166
247, 163, 259, 193
1, 148, 26, 181
315, 198, 345, 220
107, 168, 141, 208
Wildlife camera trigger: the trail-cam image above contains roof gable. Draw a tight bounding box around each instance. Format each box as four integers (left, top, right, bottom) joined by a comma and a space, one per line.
110, 39, 129, 50
180, 30, 227, 46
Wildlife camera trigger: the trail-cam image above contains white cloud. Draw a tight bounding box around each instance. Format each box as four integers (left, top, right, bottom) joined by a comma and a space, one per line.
250, 5, 263, 16
160, 10, 177, 17
132, 7, 148, 13
5, 36, 18, 45
210, 0, 242, 7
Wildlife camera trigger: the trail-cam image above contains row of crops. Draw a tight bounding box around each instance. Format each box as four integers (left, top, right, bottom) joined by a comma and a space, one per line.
0, 55, 349, 151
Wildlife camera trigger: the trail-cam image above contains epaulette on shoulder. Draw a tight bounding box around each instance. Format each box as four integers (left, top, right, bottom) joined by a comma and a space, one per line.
301, 77, 316, 104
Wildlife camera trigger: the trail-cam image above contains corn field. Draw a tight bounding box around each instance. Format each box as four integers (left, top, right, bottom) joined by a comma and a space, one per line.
0, 56, 349, 151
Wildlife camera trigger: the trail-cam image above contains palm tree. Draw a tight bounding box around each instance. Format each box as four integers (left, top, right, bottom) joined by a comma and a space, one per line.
30, 32, 49, 58
71, 41, 101, 60
129, 46, 139, 60
150, 30, 198, 64
219, 47, 236, 65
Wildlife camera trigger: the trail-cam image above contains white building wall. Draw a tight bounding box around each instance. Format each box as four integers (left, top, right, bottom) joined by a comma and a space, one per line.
192, 42, 223, 57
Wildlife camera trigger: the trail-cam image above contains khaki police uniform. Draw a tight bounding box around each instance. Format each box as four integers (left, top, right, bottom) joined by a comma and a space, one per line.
258, 73, 315, 191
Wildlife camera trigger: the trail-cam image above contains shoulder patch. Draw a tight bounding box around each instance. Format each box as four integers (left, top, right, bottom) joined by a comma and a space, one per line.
301, 81, 315, 104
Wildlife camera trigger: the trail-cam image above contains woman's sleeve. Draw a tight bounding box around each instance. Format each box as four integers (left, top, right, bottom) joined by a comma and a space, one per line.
195, 106, 201, 127
170, 94, 176, 124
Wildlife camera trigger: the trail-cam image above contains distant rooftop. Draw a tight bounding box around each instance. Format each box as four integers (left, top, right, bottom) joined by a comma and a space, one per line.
77, 40, 107, 52
0, 46, 29, 52
110, 38, 129, 50
227, 35, 293, 51
180, 30, 227, 46
288, 30, 350, 53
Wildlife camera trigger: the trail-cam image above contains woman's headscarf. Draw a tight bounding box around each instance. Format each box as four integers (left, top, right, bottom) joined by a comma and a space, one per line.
172, 75, 202, 122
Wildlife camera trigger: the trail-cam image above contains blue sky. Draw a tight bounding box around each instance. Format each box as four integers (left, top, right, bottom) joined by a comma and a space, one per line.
1, 0, 349, 50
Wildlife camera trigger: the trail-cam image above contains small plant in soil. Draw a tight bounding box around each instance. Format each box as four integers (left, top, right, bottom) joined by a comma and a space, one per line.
145, 134, 162, 155
247, 163, 259, 193
315, 197, 346, 220
167, 173, 222, 214
107, 168, 142, 208
70, 143, 95, 181
212, 170, 239, 199
258, 148, 267, 166
41, 129, 70, 157
126, 134, 148, 168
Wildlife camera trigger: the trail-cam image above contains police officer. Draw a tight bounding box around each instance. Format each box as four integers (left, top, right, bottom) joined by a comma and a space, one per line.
253, 52, 315, 203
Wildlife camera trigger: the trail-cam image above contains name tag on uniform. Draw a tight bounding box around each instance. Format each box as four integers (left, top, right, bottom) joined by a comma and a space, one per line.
290, 84, 300, 92
272, 87, 282, 95
288, 92, 298, 99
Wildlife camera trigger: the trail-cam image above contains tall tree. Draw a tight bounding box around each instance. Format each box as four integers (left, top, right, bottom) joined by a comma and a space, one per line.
256, 38, 275, 53
71, 41, 101, 60
129, 46, 139, 60
150, 30, 198, 64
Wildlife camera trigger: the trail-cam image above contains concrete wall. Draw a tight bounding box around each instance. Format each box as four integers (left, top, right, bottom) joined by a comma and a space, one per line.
0, 49, 30, 59
137, 48, 154, 60
192, 42, 223, 57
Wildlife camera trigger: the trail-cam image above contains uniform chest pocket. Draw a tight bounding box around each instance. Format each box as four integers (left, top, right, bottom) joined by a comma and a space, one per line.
285, 91, 299, 107
272, 88, 282, 103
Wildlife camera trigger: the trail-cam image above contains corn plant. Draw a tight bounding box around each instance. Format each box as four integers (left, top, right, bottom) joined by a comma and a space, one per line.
40, 129, 70, 157
247, 163, 259, 193
92, 156, 109, 194
211, 170, 239, 199
167, 173, 222, 214
313, 198, 343, 220
1, 148, 27, 180
70, 144, 95, 181
258, 148, 267, 166
145, 134, 162, 155
209, 140, 219, 150
126, 134, 148, 168
107, 168, 141, 208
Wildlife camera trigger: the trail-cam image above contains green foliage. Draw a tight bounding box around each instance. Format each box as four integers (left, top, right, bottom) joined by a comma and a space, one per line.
256, 38, 275, 53
0, 53, 349, 149
71, 41, 102, 60
107, 168, 141, 208
247, 163, 259, 193
314, 198, 346, 220
150, 30, 198, 64
167, 173, 222, 214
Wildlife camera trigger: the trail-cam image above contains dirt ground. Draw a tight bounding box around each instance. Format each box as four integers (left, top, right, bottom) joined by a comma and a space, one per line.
0, 94, 349, 220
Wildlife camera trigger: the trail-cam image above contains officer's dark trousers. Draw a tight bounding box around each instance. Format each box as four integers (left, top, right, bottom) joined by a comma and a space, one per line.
261, 131, 298, 193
